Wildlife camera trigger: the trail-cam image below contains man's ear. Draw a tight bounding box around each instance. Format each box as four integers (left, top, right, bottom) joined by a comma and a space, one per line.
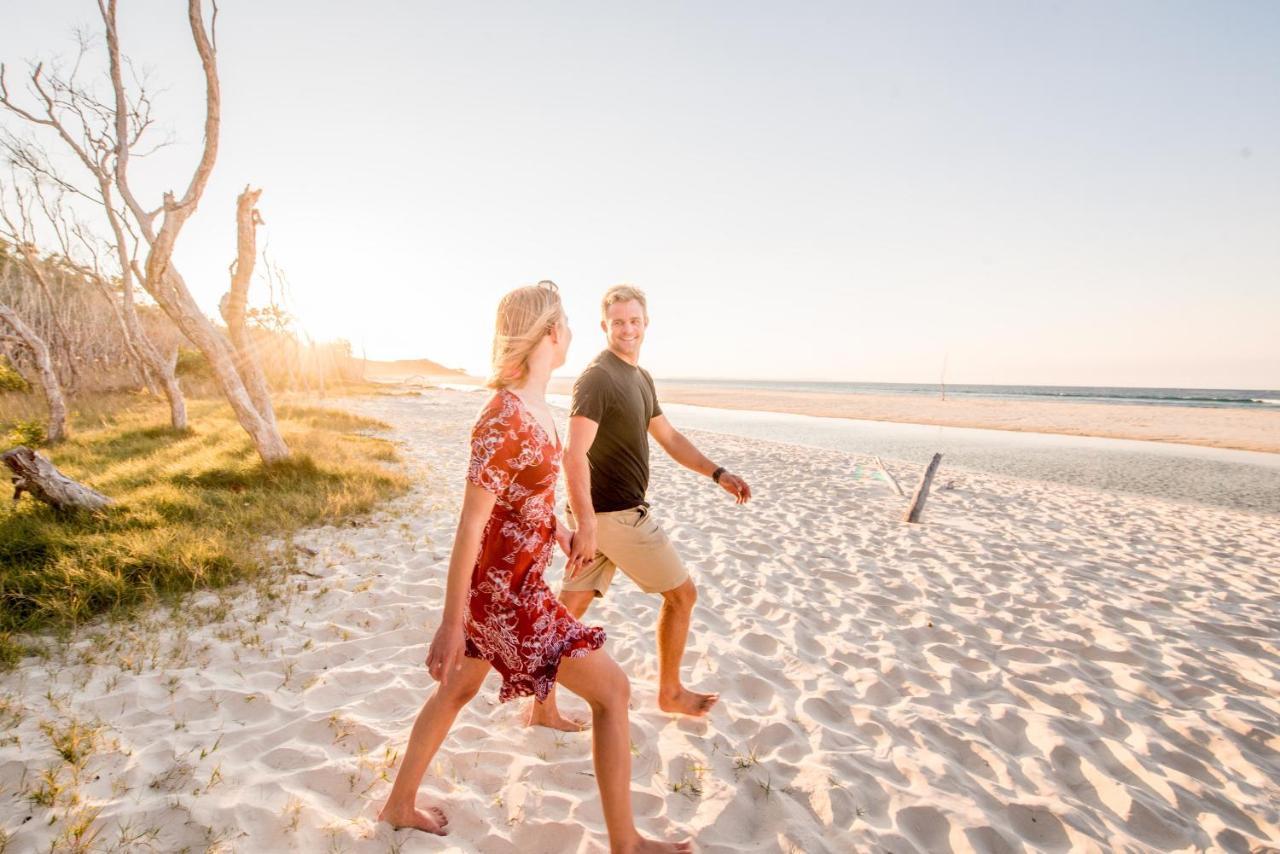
600, 319, 607, 334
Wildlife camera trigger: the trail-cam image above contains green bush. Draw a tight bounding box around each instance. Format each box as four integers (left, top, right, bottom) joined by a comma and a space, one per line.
175, 347, 211, 378
0, 357, 29, 393
5, 420, 46, 447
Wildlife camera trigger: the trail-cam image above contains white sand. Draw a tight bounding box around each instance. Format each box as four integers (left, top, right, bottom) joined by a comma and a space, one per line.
1, 388, 1278, 852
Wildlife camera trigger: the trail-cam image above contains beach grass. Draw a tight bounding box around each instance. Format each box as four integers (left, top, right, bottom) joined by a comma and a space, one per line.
0, 390, 408, 668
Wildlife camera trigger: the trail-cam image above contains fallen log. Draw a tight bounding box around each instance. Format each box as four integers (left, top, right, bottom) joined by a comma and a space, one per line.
2, 446, 114, 512
902, 452, 943, 524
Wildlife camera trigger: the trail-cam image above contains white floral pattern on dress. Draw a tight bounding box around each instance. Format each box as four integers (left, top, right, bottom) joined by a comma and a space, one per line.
463, 390, 606, 702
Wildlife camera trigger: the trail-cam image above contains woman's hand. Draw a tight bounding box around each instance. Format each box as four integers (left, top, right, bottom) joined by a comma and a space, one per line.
425, 619, 466, 685
554, 517, 573, 557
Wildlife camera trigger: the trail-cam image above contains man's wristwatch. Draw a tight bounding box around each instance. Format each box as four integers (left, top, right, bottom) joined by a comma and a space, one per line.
711, 466, 726, 484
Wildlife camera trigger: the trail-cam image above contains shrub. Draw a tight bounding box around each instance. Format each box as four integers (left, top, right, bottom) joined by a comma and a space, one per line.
5, 419, 46, 447
0, 357, 30, 393
175, 347, 211, 378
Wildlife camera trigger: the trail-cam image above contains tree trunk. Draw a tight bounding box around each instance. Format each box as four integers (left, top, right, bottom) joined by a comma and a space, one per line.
119, 261, 187, 431
3, 446, 113, 512
160, 267, 289, 461
0, 302, 68, 443
219, 186, 278, 433
91, 275, 157, 394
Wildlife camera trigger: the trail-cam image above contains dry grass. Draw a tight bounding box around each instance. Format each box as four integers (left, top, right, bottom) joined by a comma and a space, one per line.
0, 391, 408, 667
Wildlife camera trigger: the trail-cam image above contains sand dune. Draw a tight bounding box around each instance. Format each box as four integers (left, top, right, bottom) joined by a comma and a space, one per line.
1, 388, 1277, 852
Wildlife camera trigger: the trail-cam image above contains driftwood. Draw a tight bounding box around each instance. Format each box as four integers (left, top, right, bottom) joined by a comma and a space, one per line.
873, 455, 905, 497
902, 452, 943, 524
2, 446, 114, 511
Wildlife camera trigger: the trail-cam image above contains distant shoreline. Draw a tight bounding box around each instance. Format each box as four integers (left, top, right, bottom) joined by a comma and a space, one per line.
373, 373, 1280, 454
647, 382, 1280, 455
649, 378, 1280, 410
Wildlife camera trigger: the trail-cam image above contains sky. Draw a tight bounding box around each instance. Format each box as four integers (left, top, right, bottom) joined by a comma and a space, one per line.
2, 1, 1278, 388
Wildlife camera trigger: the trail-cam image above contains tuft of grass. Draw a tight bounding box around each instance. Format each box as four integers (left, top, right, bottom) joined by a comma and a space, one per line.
0, 394, 408, 667
39, 718, 99, 766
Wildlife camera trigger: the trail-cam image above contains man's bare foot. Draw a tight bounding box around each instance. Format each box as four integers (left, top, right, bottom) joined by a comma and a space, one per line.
377, 803, 449, 835
525, 703, 591, 732
658, 686, 718, 717
615, 834, 694, 853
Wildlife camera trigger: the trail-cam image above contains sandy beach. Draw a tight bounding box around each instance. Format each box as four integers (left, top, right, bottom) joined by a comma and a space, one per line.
1, 387, 1277, 852
591, 382, 1280, 456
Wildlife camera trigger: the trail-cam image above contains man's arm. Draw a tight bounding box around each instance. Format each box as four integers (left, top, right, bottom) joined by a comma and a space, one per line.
649, 414, 752, 504
564, 415, 600, 575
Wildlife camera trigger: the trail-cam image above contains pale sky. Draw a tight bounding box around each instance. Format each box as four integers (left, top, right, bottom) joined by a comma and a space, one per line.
3, 1, 1278, 388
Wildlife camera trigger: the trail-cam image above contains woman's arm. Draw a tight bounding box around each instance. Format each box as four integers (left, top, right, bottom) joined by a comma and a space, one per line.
425, 482, 496, 686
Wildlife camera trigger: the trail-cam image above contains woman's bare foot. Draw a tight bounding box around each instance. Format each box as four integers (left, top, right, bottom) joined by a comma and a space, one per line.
615, 834, 694, 853
377, 802, 449, 835
525, 702, 592, 732
658, 686, 718, 717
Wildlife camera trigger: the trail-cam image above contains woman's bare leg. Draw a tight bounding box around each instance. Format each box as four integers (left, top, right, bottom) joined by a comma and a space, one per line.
557, 649, 693, 854
378, 656, 491, 834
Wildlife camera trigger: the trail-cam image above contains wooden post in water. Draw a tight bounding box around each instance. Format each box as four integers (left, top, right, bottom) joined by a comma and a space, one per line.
903, 453, 943, 523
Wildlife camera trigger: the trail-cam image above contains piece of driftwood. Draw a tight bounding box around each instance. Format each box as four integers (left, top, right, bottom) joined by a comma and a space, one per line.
902, 452, 943, 524
873, 455, 905, 497
2, 446, 114, 512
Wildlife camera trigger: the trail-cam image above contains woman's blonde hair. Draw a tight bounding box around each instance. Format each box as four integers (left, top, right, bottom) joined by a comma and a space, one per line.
487, 280, 564, 390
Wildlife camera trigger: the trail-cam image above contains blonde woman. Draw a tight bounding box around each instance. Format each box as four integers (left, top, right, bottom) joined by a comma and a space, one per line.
378, 281, 692, 854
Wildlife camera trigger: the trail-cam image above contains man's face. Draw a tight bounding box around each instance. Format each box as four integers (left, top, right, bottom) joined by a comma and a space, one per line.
602, 299, 647, 359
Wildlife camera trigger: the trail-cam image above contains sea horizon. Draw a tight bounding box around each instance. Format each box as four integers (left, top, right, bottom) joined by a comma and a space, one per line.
648, 378, 1280, 409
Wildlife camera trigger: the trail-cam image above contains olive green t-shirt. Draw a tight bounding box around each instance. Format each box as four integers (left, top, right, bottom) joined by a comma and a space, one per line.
570, 350, 663, 513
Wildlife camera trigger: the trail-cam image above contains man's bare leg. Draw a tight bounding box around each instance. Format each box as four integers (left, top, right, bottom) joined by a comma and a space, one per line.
526, 588, 598, 730
657, 578, 718, 716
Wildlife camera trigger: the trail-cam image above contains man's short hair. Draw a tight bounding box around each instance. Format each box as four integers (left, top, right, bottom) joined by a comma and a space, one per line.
601, 284, 648, 319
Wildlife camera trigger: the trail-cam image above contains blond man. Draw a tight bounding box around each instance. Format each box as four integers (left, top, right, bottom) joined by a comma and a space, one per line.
529, 285, 752, 729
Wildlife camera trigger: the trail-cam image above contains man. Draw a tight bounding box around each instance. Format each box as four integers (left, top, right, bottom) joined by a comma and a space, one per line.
529, 285, 752, 730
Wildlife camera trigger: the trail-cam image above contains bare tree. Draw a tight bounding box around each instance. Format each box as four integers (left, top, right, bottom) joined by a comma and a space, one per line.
0, 182, 82, 393
99, 0, 288, 461
72, 222, 157, 394
0, 62, 188, 428
0, 301, 67, 443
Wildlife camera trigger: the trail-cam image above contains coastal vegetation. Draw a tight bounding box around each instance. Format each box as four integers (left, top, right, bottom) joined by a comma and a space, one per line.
0, 390, 407, 669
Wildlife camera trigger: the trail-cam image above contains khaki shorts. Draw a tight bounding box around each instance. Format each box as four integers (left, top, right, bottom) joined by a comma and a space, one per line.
563, 505, 689, 597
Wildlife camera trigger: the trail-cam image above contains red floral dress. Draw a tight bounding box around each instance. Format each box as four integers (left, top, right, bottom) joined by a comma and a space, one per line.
464, 389, 606, 701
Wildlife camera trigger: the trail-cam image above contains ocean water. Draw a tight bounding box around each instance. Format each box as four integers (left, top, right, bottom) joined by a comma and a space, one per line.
659, 379, 1280, 409
653, 402, 1280, 516
441, 384, 1280, 514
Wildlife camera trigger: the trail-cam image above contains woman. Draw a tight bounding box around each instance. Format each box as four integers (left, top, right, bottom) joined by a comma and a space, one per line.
378, 281, 692, 854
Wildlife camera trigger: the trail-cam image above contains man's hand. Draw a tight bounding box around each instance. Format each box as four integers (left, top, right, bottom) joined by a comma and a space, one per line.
425, 619, 466, 686
718, 472, 752, 505
566, 519, 598, 579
